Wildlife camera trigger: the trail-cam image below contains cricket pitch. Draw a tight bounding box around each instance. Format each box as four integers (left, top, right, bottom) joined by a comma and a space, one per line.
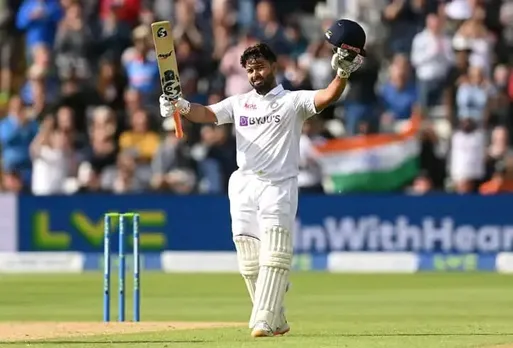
0, 321, 244, 342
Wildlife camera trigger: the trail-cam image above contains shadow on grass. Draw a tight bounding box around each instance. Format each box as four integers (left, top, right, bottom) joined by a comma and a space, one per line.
0, 340, 209, 345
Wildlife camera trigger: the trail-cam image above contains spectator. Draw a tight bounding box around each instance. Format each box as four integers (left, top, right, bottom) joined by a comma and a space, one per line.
455, 64, 495, 128
219, 30, 257, 96
411, 13, 454, 117
30, 116, 78, 195
54, 105, 85, 150
151, 117, 197, 193
172, 0, 204, 51
253, 0, 289, 55
16, 0, 62, 63
118, 109, 160, 164
452, 5, 494, 75
75, 161, 109, 193
378, 54, 418, 131
102, 150, 149, 194
449, 117, 486, 194
99, 0, 141, 27
342, 44, 381, 135
280, 56, 312, 91
95, 3, 132, 59
192, 123, 236, 193
485, 125, 508, 177
298, 118, 324, 193
382, 0, 426, 56
20, 63, 59, 116
212, 0, 237, 30
0, 0, 15, 105
95, 55, 127, 111
83, 105, 118, 172
0, 96, 39, 189
499, 0, 513, 63
443, 37, 472, 125
54, 1, 94, 81
1, 169, 26, 193
121, 25, 160, 105
407, 170, 435, 195
480, 156, 513, 194
489, 64, 511, 131
175, 35, 202, 74
298, 38, 333, 91
211, 23, 234, 65
121, 88, 144, 123
192, 124, 224, 193
283, 21, 308, 59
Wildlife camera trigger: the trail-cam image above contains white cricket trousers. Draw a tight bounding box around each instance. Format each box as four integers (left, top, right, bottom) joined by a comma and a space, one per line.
228, 170, 298, 239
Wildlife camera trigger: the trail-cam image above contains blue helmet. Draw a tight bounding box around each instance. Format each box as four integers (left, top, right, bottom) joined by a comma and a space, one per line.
325, 19, 366, 57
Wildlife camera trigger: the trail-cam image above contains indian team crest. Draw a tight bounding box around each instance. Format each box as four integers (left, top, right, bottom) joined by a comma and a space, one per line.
270, 101, 280, 110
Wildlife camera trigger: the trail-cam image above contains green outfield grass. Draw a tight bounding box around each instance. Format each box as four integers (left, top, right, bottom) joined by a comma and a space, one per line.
0, 272, 512, 347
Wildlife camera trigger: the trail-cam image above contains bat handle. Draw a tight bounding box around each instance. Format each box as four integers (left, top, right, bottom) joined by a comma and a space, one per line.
173, 111, 184, 138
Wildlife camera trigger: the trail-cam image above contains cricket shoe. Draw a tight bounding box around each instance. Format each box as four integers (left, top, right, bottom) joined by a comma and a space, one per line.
274, 322, 290, 336
274, 307, 290, 336
251, 321, 274, 337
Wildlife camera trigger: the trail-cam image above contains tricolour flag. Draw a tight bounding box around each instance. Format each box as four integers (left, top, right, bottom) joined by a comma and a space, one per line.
315, 119, 421, 193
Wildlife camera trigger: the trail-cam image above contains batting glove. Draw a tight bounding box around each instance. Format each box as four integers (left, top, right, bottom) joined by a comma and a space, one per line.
159, 94, 191, 117
331, 47, 364, 79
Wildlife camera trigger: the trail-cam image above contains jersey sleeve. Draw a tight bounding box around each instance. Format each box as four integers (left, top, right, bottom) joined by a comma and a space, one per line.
208, 96, 235, 125
293, 90, 320, 120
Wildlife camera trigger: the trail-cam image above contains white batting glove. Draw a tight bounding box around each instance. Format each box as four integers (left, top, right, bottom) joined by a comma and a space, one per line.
159, 94, 191, 117
331, 47, 364, 79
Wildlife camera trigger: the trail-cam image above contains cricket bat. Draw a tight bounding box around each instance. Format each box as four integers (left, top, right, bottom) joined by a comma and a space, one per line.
151, 21, 184, 138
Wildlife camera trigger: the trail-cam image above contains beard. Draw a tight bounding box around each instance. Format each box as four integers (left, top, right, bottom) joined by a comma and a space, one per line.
250, 74, 275, 95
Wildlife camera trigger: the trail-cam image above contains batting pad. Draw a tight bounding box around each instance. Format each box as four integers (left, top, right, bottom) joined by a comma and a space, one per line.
233, 235, 260, 305
251, 226, 293, 329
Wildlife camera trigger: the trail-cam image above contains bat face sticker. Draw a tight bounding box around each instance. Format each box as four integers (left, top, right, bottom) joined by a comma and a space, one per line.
162, 70, 182, 98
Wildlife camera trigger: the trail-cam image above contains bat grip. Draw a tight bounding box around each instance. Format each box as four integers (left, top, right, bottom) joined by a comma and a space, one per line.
173, 111, 184, 138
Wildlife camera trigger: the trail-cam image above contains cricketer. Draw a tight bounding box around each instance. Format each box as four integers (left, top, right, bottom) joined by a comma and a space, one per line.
159, 19, 367, 337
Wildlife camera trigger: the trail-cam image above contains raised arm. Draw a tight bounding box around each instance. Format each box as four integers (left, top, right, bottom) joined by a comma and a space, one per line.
309, 48, 363, 113
314, 18, 366, 111
314, 76, 347, 112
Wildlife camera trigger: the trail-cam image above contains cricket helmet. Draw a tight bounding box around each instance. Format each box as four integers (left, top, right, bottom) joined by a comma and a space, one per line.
325, 19, 367, 57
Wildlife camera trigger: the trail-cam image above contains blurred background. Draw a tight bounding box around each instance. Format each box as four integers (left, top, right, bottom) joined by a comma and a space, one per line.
0, 0, 511, 197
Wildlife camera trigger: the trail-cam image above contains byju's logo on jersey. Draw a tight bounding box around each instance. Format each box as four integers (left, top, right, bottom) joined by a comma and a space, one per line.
240, 115, 281, 127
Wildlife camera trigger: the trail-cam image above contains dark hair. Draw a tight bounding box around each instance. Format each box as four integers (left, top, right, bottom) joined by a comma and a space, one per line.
240, 43, 277, 68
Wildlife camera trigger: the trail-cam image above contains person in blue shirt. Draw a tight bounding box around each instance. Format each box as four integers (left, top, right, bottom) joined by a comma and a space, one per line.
378, 55, 418, 130
16, 0, 63, 62
121, 25, 160, 106
0, 95, 39, 188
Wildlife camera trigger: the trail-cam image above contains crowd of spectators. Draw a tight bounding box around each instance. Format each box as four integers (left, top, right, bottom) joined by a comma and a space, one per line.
0, 0, 512, 195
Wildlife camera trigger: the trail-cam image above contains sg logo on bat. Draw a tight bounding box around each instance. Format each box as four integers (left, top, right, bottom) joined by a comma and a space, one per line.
157, 27, 167, 38
162, 70, 181, 98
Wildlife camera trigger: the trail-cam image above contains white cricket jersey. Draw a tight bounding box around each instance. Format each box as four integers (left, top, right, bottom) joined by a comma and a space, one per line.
208, 84, 320, 181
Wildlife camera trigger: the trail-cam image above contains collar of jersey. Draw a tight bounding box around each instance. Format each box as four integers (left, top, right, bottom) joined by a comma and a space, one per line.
253, 84, 284, 98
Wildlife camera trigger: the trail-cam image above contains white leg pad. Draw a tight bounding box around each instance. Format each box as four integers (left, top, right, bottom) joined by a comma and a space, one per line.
251, 226, 293, 330
233, 235, 260, 326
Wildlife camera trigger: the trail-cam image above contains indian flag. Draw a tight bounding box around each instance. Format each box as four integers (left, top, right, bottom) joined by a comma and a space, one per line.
314, 119, 421, 193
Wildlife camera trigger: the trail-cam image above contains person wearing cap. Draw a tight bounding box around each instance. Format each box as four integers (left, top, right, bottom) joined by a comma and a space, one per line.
159, 19, 366, 337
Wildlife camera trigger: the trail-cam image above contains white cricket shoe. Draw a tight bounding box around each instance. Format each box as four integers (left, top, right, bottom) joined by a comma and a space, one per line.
274, 307, 290, 336
251, 321, 274, 337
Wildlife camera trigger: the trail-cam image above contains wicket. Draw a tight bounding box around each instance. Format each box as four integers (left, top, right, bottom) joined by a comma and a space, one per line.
103, 212, 140, 322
